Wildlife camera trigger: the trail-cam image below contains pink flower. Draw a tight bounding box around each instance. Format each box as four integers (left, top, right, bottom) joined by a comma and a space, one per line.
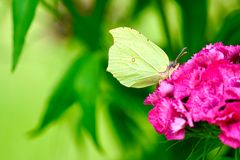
147, 98, 186, 140
145, 42, 240, 148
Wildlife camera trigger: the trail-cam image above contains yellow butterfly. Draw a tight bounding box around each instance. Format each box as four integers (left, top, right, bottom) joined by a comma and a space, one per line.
107, 27, 187, 88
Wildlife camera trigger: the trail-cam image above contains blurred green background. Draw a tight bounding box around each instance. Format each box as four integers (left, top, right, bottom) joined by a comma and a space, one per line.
1, 0, 240, 159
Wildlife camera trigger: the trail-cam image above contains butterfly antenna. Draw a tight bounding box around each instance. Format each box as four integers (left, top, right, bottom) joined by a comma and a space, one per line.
175, 47, 188, 64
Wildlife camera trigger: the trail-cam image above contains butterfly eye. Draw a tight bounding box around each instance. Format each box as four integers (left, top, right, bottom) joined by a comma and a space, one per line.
168, 61, 175, 68
131, 57, 135, 62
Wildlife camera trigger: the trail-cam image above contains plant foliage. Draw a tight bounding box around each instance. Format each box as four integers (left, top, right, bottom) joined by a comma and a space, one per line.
11, 0, 240, 159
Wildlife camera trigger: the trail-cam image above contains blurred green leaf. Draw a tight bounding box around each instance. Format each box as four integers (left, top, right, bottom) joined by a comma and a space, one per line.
36, 52, 103, 148
74, 53, 102, 148
132, 0, 153, 18
108, 105, 141, 148
219, 157, 235, 160
12, 0, 39, 71
62, 0, 108, 50
36, 55, 84, 132
155, 0, 173, 56
107, 86, 147, 111
141, 139, 171, 160
214, 10, 240, 45
103, 73, 149, 148
176, 0, 207, 59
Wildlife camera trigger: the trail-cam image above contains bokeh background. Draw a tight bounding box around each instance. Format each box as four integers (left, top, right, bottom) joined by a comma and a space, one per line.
1, 0, 240, 159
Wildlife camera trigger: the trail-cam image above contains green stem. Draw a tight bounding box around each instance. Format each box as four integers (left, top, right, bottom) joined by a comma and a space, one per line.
235, 148, 239, 160
155, 0, 173, 55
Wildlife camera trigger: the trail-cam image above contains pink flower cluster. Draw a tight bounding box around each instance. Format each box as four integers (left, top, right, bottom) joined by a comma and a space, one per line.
145, 43, 240, 148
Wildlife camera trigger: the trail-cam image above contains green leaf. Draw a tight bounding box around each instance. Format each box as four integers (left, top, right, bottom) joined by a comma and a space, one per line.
12, 0, 39, 71
220, 157, 236, 160
62, 0, 108, 50
108, 105, 143, 148
184, 138, 221, 160
132, 0, 153, 18
214, 10, 240, 45
36, 55, 85, 132
176, 0, 207, 60
35, 52, 103, 149
104, 74, 149, 148
74, 53, 102, 148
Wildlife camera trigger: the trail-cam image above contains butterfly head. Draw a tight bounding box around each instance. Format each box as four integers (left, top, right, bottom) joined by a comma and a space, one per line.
160, 47, 188, 79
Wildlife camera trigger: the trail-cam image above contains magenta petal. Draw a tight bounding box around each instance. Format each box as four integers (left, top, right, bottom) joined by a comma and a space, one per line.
171, 117, 186, 133
157, 81, 174, 97
166, 129, 185, 140
219, 122, 240, 149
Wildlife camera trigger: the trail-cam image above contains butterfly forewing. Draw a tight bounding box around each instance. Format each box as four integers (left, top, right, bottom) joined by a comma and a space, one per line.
107, 27, 170, 88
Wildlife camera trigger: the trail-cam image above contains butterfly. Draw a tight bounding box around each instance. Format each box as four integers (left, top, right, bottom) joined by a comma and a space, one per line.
107, 27, 187, 88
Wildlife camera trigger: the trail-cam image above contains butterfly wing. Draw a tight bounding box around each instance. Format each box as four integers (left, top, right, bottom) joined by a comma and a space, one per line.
107, 27, 170, 88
